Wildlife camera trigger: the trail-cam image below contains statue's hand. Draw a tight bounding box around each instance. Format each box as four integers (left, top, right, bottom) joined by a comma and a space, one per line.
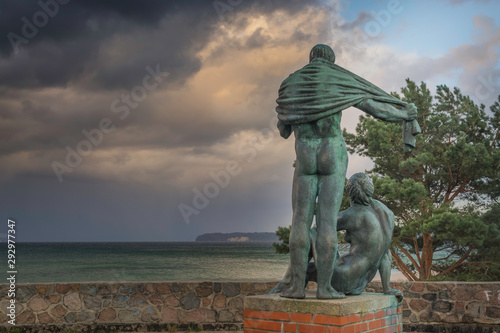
404, 103, 417, 120
384, 288, 403, 302
277, 120, 292, 139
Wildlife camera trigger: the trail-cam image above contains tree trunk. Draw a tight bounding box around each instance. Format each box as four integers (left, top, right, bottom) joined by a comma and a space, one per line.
421, 233, 434, 279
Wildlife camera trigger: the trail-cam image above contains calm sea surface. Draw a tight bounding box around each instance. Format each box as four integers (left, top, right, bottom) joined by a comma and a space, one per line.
11, 242, 290, 283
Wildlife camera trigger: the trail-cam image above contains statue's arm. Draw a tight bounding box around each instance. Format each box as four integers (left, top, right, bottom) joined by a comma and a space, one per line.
380, 251, 403, 301
277, 120, 292, 139
355, 99, 417, 122
337, 210, 348, 231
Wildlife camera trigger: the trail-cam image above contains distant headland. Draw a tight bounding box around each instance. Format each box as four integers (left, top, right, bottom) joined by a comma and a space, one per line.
195, 232, 278, 242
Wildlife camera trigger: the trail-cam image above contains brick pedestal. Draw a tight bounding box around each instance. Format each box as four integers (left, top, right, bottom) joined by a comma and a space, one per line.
244, 291, 402, 333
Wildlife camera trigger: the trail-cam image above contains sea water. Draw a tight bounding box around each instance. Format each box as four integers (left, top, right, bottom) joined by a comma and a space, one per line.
11, 242, 290, 283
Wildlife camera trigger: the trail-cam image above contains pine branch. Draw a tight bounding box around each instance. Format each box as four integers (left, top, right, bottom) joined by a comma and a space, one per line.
489, 128, 498, 152
448, 179, 471, 202
396, 244, 421, 274
435, 246, 474, 278
391, 248, 417, 281
445, 165, 454, 201
435, 261, 495, 278
434, 244, 456, 252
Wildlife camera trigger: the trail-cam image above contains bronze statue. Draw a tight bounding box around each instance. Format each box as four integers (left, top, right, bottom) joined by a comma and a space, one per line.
274, 44, 418, 299
331, 173, 403, 299
270, 173, 403, 301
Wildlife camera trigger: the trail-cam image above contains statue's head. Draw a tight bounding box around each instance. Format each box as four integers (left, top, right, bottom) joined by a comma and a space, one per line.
309, 44, 335, 63
346, 173, 374, 206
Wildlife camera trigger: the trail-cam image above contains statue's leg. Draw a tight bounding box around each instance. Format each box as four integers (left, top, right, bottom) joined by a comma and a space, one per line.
315, 173, 346, 299
280, 169, 317, 299
315, 143, 347, 299
268, 265, 292, 294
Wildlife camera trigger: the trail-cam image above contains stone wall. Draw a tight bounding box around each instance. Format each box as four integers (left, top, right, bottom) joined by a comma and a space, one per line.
0, 281, 277, 332
0, 281, 499, 332
366, 281, 500, 332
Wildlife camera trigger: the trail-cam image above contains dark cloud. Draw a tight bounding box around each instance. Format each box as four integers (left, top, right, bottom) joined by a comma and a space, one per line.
0, 0, 327, 90
0, 0, 332, 161
0, 0, 331, 177
0, 0, 181, 56
2, 0, 497, 243
7, 0, 468, 242
0, 0, 213, 89
0, 39, 97, 88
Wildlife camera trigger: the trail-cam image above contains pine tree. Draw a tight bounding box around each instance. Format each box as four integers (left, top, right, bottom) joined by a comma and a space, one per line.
343, 79, 500, 280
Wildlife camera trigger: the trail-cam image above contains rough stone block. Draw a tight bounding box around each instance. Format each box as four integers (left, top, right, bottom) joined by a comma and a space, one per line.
223, 283, 241, 297
51, 304, 67, 318
213, 294, 226, 308
141, 307, 160, 322
37, 312, 53, 324
485, 306, 500, 319
410, 283, 425, 292
157, 283, 172, 295
432, 301, 452, 313
17, 310, 35, 325
218, 309, 235, 322
118, 308, 141, 322
409, 299, 429, 312
63, 292, 82, 311
55, 284, 71, 294
188, 308, 207, 322
28, 295, 49, 312
450, 288, 469, 301
76, 310, 96, 322
64, 312, 76, 323
228, 296, 243, 312
466, 301, 486, 318
98, 307, 116, 322
180, 292, 200, 310
83, 296, 101, 310
17, 286, 36, 303
196, 282, 213, 297
162, 307, 179, 323
48, 294, 61, 304
165, 294, 180, 307
421, 293, 437, 301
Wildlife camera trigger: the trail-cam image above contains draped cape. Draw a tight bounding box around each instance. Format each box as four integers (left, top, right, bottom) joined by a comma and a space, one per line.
276, 59, 420, 151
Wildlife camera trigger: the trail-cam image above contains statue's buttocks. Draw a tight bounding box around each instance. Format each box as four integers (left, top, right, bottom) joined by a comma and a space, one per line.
293, 114, 345, 177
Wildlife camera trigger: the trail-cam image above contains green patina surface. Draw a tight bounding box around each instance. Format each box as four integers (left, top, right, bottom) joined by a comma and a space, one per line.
245, 291, 398, 316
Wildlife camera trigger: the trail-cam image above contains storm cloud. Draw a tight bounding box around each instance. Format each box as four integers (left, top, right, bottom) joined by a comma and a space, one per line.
1, 0, 499, 241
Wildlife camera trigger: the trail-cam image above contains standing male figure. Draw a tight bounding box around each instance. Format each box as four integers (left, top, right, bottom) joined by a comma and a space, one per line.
275, 44, 418, 299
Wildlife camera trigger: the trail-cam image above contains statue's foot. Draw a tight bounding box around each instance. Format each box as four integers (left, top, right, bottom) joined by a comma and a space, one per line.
384, 288, 403, 302
280, 286, 305, 299
317, 287, 346, 299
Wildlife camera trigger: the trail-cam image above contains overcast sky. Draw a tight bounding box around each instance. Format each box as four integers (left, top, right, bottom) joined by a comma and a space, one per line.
1, 0, 499, 241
